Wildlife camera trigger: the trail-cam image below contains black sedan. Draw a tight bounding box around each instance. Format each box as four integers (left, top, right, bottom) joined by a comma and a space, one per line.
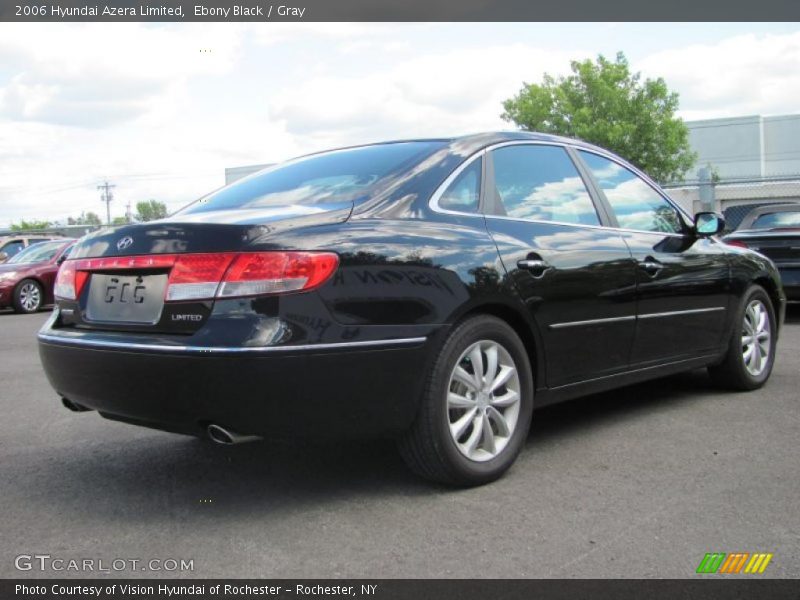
38, 132, 786, 485
725, 203, 800, 301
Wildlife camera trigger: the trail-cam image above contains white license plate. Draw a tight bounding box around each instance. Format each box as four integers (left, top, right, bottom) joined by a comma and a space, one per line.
85, 273, 167, 324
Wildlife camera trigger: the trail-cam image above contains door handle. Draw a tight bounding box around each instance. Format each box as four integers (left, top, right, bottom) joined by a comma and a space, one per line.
517, 259, 551, 278
640, 257, 663, 276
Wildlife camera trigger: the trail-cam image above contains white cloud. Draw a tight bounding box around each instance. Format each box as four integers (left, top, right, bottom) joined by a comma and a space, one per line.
0, 24, 799, 227
269, 43, 581, 142
635, 32, 800, 120
0, 23, 243, 127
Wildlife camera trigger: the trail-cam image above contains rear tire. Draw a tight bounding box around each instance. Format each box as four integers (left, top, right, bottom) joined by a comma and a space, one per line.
13, 279, 43, 314
708, 285, 776, 391
398, 315, 534, 486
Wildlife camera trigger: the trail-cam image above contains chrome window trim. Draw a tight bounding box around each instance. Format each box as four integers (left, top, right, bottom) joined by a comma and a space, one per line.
37, 333, 428, 355
549, 307, 726, 330
429, 149, 487, 216
574, 147, 694, 224
482, 213, 687, 238
429, 140, 693, 238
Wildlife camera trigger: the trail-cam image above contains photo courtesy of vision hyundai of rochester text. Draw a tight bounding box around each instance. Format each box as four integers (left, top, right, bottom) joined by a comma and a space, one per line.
37, 132, 786, 486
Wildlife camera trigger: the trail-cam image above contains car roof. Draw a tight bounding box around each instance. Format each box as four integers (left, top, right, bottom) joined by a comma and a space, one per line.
298, 131, 612, 161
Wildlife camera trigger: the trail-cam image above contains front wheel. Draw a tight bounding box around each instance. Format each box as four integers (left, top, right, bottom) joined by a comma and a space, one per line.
708, 285, 777, 390
13, 279, 43, 314
398, 315, 534, 486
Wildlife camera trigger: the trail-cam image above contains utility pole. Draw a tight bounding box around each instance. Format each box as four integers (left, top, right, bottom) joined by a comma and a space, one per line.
125, 200, 132, 224
97, 181, 116, 226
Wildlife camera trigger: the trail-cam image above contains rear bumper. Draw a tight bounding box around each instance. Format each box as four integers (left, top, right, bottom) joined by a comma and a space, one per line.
38, 323, 435, 440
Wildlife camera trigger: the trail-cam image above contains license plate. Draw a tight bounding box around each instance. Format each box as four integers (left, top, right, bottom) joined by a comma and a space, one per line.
85, 273, 167, 324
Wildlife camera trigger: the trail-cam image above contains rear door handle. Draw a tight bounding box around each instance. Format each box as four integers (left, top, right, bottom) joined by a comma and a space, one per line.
640, 257, 663, 276
517, 259, 551, 278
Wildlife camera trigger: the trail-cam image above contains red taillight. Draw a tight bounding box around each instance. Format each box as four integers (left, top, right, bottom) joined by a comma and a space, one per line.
726, 240, 749, 249
54, 252, 339, 302
166, 254, 237, 301
54, 261, 84, 300
218, 252, 340, 298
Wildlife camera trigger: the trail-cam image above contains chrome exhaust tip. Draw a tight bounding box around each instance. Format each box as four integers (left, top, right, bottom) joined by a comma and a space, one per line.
207, 423, 262, 445
61, 397, 92, 412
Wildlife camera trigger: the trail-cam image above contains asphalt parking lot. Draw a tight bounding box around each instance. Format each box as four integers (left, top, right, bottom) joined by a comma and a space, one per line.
1, 307, 798, 579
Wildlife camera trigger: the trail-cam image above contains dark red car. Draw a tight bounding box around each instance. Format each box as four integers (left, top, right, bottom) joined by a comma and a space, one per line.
0, 240, 74, 313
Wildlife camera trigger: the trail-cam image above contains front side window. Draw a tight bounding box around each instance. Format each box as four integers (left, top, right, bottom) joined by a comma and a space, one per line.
490, 145, 600, 225
8, 241, 63, 264
579, 151, 683, 234
438, 157, 481, 213
59, 244, 75, 260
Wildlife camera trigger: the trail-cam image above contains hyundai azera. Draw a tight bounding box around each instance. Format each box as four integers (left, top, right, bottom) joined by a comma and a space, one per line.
38, 132, 785, 485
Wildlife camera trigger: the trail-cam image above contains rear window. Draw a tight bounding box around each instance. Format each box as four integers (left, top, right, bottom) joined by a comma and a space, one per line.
751, 211, 800, 229
179, 141, 447, 215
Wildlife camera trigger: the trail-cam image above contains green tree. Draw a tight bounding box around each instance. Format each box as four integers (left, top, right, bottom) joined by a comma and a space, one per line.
10, 219, 51, 231
112, 216, 130, 226
84, 212, 102, 226
135, 200, 168, 222
501, 52, 696, 183
67, 211, 101, 226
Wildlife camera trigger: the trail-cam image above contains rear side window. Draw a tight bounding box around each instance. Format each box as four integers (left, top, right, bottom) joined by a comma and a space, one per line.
579, 151, 683, 234
489, 145, 600, 225
752, 211, 800, 229
438, 158, 481, 213
179, 141, 447, 215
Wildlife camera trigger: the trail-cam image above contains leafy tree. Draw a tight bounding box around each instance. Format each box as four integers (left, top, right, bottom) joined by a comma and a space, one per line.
66, 212, 102, 227
135, 200, 168, 222
501, 52, 696, 183
84, 212, 102, 226
10, 219, 51, 231
112, 216, 130, 226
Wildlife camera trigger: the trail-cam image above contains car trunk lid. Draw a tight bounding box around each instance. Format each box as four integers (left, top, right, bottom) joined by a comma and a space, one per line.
56, 206, 349, 334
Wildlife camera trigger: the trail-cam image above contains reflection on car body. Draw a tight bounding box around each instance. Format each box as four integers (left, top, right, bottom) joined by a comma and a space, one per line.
37, 132, 785, 485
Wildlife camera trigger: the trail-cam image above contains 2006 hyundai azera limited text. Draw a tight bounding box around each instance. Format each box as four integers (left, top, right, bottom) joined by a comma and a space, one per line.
38, 132, 786, 485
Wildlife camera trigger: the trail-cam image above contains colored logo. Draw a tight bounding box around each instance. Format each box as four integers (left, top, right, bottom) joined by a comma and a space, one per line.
696, 552, 773, 574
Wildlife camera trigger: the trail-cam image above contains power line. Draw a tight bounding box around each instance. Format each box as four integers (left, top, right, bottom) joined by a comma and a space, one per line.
97, 181, 116, 226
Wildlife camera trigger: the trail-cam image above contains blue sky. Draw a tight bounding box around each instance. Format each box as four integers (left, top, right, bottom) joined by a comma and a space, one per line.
1, 22, 798, 225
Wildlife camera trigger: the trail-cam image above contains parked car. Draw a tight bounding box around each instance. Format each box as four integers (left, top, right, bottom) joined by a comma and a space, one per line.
0, 240, 75, 313
724, 203, 800, 301
0, 234, 65, 263
37, 133, 785, 485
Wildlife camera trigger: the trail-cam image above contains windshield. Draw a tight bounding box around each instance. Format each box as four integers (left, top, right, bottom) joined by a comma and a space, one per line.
178, 141, 447, 215
8, 241, 64, 264
752, 211, 800, 229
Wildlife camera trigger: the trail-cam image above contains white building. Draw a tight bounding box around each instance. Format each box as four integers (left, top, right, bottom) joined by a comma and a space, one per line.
687, 114, 800, 179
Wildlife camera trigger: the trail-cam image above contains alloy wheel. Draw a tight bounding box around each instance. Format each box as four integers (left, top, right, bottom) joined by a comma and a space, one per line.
446, 340, 521, 462
742, 299, 771, 377
19, 282, 41, 312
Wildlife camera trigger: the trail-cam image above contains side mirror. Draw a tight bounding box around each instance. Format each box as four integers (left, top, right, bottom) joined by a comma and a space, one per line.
56, 254, 67, 265
694, 212, 725, 237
